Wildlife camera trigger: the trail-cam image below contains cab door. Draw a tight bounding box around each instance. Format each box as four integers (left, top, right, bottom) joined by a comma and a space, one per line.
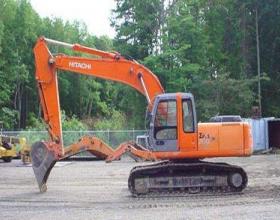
148, 95, 178, 152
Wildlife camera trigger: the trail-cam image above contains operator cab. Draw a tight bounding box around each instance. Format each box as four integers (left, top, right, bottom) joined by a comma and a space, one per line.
148, 93, 197, 152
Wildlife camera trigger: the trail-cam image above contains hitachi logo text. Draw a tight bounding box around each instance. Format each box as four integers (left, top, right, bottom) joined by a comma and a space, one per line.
69, 62, 92, 70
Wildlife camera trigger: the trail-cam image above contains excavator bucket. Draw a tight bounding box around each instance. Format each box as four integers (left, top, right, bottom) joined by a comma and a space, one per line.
31, 141, 57, 192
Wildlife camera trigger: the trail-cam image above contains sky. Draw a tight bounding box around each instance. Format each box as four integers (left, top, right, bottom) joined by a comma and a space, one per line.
29, 0, 117, 38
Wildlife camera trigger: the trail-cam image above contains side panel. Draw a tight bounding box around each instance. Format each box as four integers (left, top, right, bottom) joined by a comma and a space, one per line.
197, 123, 219, 152
219, 123, 244, 151
198, 122, 246, 154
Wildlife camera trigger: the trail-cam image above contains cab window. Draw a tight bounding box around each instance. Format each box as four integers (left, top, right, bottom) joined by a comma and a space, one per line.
182, 99, 194, 132
154, 100, 177, 140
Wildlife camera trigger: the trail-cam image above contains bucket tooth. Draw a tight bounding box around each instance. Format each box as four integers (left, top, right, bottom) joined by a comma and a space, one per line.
31, 141, 57, 192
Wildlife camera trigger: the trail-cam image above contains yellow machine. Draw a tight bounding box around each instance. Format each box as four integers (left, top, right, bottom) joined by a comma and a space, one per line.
0, 135, 30, 163
0, 121, 30, 163
0, 136, 18, 162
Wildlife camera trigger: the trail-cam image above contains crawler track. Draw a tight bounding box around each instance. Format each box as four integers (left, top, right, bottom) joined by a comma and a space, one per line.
128, 160, 247, 196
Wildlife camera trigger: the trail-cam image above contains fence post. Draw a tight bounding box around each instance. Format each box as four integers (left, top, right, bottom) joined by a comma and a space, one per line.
107, 129, 110, 145
132, 128, 135, 141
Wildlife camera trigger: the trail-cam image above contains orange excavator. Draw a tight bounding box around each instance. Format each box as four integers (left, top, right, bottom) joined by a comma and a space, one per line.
31, 37, 252, 195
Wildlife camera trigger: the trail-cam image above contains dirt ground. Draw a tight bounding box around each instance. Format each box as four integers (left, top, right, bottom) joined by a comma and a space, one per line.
1, 155, 280, 220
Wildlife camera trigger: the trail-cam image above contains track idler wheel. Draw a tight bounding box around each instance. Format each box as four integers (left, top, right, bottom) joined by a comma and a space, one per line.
227, 171, 247, 191
31, 141, 57, 192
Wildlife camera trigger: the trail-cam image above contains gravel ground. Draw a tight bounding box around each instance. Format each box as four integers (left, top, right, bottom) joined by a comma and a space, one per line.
1, 155, 280, 220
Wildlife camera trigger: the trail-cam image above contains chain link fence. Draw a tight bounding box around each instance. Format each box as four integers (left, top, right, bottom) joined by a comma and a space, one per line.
1, 130, 147, 149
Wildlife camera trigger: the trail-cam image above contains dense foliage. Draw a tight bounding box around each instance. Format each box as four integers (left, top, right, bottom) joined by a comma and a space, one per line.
0, 0, 279, 130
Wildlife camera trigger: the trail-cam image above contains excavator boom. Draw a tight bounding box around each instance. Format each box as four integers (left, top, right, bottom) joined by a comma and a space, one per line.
34, 37, 164, 147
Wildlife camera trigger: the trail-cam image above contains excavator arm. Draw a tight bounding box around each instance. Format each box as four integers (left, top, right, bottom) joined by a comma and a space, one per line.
32, 37, 164, 192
